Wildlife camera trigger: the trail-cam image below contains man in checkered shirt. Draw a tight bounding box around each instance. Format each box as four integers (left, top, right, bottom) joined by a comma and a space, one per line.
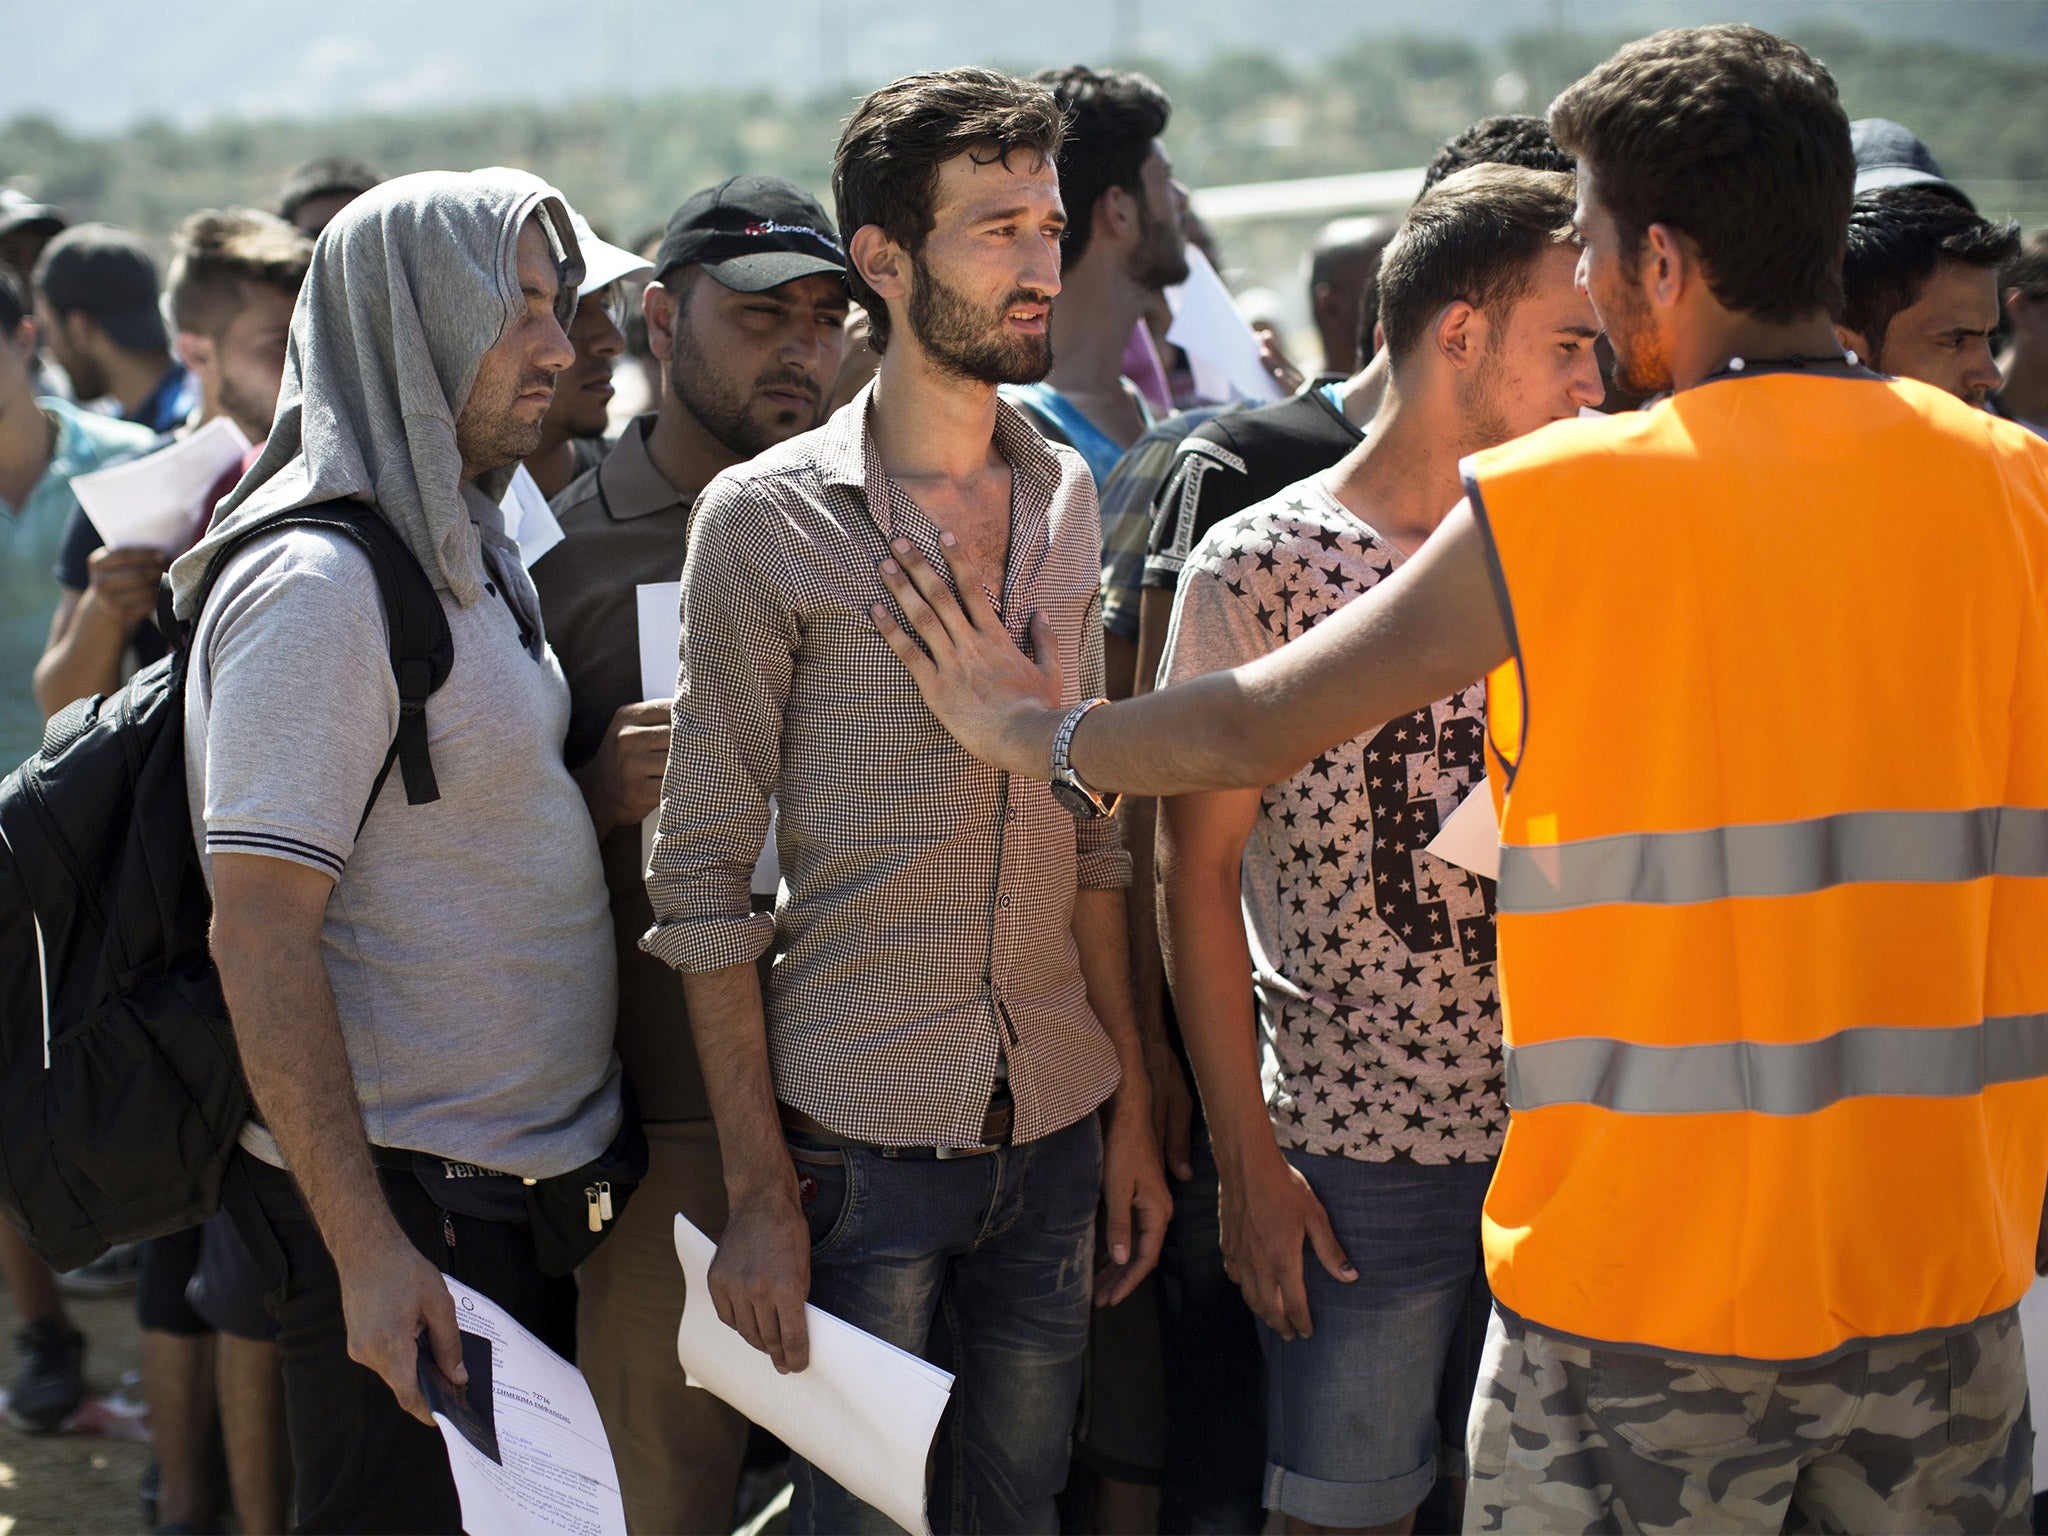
642, 67, 1171, 1534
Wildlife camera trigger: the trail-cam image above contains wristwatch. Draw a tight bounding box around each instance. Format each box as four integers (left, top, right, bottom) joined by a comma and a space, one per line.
1048, 698, 1121, 820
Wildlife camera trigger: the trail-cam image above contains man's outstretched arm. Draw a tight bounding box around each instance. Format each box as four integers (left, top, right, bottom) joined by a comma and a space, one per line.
873, 504, 1511, 798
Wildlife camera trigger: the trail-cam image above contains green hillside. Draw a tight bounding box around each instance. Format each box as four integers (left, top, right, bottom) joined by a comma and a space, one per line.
5, 22, 2043, 258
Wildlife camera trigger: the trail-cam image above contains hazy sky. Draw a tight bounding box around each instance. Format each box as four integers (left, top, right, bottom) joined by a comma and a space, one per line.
6, 0, 2044, 134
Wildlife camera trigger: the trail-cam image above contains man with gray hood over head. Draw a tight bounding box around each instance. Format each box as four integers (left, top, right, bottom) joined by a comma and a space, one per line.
170, 171, 628, 1533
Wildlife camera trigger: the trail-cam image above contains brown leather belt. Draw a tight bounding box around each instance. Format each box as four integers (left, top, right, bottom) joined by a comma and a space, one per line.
778, 1083, 1014, 1160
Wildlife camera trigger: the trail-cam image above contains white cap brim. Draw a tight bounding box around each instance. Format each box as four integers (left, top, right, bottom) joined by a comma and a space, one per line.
579, 235, 654, 295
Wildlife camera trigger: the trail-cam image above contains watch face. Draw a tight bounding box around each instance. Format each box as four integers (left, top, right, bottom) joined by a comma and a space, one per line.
1050, 777, 1109, 820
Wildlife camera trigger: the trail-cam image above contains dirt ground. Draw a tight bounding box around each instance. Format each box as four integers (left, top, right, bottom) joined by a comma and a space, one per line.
0, 1279, 151, 1535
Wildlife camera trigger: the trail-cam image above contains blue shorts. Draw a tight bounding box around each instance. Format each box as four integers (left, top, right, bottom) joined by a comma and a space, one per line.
1261, 1151, 1494, 1528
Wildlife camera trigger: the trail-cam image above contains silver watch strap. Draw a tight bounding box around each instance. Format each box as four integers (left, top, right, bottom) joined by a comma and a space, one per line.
1051, 697, 1108, 787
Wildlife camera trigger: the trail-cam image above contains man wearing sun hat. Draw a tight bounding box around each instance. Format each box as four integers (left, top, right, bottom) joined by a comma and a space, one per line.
532, 173, 850, 1535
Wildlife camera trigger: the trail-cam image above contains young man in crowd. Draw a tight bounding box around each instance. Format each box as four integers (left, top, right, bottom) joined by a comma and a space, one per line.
1071, 117, 1579, 1534
878, 25, 2048, 1530
643, 68, 1169, 1533
1996, 230, 2048, 434
0, 265, 155, 1436
535, 172, 850, 1535
174, 172, 625, 1533
37, 208, 311, 714
1837, 187, 2018, 406
1159, 165, 1600, 1536
512, 195, 650, 499
31, 205, 310, 1536
1004, 65, 1188, 497
276, 156, 383, 238
32, 225, 197, 432
1125, 114, 1576, 651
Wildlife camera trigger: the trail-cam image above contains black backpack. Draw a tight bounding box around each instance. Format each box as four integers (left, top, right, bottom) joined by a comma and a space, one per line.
0, 503, 452, 1269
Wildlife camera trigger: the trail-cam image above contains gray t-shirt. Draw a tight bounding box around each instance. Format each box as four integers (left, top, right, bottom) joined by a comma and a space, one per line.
185, 506, 621, 1178
1159, 476, 1504, 1164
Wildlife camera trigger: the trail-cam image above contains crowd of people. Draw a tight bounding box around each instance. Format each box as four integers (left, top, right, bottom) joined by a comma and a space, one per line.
1, 20, 2046, 1536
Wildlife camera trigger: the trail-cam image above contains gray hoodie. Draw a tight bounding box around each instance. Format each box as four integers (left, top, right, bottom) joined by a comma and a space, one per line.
170, 170, 584, 617
178, 172, 620, 1179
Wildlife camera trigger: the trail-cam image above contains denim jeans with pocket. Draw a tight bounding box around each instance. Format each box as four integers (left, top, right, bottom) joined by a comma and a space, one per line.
787, 1112, 1102, 1535
1261, 1151, 1494, 1529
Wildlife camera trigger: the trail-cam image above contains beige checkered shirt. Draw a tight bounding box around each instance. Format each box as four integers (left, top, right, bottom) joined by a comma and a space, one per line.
641, 384, 1130, 1147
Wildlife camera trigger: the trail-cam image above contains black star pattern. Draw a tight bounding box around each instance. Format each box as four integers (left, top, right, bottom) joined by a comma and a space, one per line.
1185, 497, 1505, 1167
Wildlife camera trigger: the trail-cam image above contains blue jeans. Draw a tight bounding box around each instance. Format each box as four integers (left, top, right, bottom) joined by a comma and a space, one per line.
788, 1113, 1102, 1535
1261, 1152, 1494, 1529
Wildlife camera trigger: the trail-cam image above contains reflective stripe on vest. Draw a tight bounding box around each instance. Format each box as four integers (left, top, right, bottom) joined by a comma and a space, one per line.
1506, 1012, 2048, 1115
1498, 806, 2048, 914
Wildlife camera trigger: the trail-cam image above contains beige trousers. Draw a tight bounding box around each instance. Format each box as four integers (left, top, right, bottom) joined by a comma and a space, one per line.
578, 1119, 751, 1535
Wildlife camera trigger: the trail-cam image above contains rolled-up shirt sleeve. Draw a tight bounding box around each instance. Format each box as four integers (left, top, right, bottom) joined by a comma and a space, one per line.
1073, 585, 1133, 891
641, 478, 794, 972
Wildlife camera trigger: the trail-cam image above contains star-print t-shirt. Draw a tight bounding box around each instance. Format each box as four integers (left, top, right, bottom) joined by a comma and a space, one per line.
1158, 475, 1504, 1164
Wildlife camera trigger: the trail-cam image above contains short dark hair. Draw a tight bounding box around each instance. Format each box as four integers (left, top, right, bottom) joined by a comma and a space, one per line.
0, 266, 25, 333
166, 209, 312, 338
833, 68, 1065, 353
1421, 115, 1575, 196
1840, 188, 2021, 364
1377, 164, 1578, 364
277, 157, 383, 223
1550, 25, 1853, 324
1033, 66, 1171, 266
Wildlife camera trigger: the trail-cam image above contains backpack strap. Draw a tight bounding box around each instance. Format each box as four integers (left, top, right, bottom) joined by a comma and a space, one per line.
177, 503, 454, 834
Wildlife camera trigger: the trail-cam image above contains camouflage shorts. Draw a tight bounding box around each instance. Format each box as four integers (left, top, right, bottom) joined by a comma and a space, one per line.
1465, 1306, 2031, 1533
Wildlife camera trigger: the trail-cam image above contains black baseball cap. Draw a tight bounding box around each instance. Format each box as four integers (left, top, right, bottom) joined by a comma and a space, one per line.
33, 223, 168, 353
654, 175, 845, 293
1851, 118, 1957, 198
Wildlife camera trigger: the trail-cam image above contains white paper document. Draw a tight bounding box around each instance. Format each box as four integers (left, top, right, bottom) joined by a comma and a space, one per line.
1426, 777, 1500, 881
675, 1215, 953, 1536
71, 416, 251, 555
1164, 245, 1285, 405
499, 464, 566, 568
2022, 1277, 2048, 1489
427, 1277, 626, 1536
636, 580, 780, 894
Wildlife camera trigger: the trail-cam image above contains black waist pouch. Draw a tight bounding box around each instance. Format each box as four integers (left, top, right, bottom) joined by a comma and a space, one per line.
387, 1092, 648, 1277
522, 1104, 648, 1276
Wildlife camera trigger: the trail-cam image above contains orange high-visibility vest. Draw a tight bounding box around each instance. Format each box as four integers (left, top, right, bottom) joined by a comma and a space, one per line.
1468, 369, 2048, 1365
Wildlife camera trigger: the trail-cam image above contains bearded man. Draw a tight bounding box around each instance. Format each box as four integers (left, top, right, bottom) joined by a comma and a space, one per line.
1001, 65, 1190, 492
640, 70, 1171, 1536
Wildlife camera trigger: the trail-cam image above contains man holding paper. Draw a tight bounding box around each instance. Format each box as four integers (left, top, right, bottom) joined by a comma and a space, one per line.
535, 174, 849, 1536
36, 208, 310, 714
32, 205, 312, 1536
643, 69, 1170, 1534
173, 173, 628, 1534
